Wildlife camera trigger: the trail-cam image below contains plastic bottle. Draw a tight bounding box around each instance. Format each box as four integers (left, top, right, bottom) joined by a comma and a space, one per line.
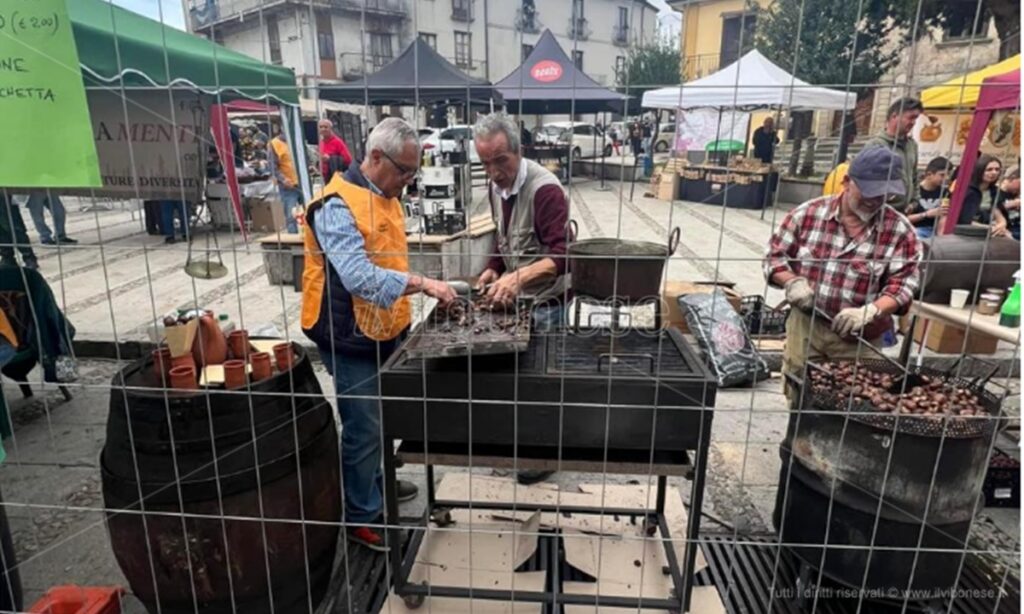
999, 270, 1020, 328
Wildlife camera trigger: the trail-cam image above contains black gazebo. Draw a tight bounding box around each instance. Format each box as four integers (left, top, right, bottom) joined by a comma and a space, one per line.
319, 38, 499, 107
496, 30, 630, 115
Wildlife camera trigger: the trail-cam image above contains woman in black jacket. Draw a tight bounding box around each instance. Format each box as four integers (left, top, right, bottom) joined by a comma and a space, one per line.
957, 154, 1002, 225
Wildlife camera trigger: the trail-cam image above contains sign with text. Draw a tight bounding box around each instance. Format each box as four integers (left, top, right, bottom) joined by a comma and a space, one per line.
913, 111, 1020, 167
675, 109, 750, 152
66, 90, 208, 201
0, 0, 101, 187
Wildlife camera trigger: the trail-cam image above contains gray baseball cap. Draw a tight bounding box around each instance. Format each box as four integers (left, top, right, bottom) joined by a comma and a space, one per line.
848, 146, 905, 199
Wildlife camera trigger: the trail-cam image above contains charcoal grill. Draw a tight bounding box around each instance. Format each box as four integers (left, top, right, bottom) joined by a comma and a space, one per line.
776, 359, 1008, 597
378, 327, 718, 611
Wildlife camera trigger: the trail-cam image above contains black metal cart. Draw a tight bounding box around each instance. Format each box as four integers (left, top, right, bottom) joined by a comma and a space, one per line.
378, 327, 717, 611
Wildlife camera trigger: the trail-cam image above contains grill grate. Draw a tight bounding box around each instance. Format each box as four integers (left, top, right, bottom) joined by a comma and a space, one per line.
545, 329, 696, 376
800, 360, 1005, 439
695, 535, 1020, 614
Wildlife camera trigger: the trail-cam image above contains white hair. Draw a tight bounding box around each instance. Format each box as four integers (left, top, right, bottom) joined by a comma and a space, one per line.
366, 117, 420, 158
473, 112, 521, 151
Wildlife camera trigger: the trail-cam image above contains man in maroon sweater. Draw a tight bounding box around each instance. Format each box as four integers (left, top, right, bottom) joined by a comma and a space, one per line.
474, 113, 571, 332
474, 112, 571, 485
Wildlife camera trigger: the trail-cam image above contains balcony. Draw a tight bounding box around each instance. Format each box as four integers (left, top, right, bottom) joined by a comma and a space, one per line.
515, 8, 540, 33
451, 0, 474, 22
187, 0, 406, 33
612, 23, 629, 46
568, 17, 590, 41
681, 53, 721, 80
339, 53, 394, 80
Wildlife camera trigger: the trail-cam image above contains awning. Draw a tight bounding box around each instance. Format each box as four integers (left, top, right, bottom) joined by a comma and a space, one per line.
70, 0, 299, 104
641, 49, 853, 111
495, 30, 630, 114
319, 38, 498, 106
921, 54, 1021, 109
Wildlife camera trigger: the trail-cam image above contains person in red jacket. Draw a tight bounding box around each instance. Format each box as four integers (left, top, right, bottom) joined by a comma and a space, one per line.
318, 119, 353, 182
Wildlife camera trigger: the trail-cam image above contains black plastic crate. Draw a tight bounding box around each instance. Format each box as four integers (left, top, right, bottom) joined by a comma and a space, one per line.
740, 295, 789, 337
983, 448, 1020, 507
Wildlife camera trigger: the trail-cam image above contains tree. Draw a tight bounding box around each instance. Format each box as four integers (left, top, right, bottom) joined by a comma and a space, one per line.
756, 0, 1018, 93
617, 41, 681, 112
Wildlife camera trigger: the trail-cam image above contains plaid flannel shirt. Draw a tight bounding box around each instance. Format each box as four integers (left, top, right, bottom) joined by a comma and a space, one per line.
763, 195, 921, 319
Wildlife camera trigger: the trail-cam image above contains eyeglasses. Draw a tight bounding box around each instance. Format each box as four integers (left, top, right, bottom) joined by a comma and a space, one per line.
380, 150, 419, 179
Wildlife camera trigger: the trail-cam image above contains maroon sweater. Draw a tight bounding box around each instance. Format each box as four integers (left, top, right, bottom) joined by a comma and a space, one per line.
486, 184, 571, 276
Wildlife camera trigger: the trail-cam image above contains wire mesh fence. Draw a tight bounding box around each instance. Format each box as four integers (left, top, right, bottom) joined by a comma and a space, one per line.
0, 0, 1019, 613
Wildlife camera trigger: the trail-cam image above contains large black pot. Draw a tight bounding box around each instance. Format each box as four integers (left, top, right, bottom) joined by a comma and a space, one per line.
918, 229, 1019, 304
775, 361, 1002, 598
101, 343, 341, 614
568, 221, 680, 303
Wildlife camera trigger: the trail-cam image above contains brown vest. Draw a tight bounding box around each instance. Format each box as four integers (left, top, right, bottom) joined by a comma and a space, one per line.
488, 159, 569, 302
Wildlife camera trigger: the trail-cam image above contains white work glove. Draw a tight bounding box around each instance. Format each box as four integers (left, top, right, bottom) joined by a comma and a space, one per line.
832, 303, 880, 337
784, 276, 816, 311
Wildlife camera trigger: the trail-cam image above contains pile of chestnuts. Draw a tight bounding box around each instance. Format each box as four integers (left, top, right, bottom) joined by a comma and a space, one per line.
808, 361, 988, 419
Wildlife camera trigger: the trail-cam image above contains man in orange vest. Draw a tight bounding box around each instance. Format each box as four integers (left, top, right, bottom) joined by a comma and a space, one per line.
302, 117, 456, 552
268, 128, 302, 233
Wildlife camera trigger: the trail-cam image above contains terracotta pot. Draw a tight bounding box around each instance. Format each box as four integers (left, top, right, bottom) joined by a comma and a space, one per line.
251, 352, 272, 382
168, 365, 198, 391
192, 313, 228, 368
223, 359, 248, 390
152, 347, 171, 385
273, 343, 294, 371
169, 354, 196, 374
228, 330, 250, 361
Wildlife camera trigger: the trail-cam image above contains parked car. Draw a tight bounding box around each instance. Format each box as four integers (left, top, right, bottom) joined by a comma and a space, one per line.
536, 122, 614, 158
419, 124, 479, 163
652, 123, 677, 153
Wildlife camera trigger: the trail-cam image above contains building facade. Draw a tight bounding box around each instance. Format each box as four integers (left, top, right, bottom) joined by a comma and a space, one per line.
186, 0, 659, 98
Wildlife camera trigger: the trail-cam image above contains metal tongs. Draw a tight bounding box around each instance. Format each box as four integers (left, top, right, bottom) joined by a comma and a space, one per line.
807, 306, 909, 374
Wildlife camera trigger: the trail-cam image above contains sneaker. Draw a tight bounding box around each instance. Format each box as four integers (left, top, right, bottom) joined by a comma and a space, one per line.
57, 236, 78, 244
396, 480, 418, 503
517, 469, 555, 485
164, 237, 177, 244
40, 238, 55, 246
349, 525, 390, 552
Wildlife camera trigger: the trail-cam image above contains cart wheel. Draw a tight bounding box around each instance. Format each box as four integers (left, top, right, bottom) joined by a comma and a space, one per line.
431, 508, 454, 528
402, 583, 428, 610
643, 515, 659, 537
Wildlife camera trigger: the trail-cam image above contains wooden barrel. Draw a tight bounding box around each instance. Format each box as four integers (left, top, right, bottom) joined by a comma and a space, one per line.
101, 343, 341, 614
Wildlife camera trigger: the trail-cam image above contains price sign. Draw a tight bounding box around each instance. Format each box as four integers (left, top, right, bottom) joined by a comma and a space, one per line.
0, 0, 101, 187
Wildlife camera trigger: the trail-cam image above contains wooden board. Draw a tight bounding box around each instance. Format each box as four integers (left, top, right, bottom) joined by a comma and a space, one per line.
249, 339, 286, 355
200, 362, 251, 387
435, 474, 707, 574
256, 232, 304, 246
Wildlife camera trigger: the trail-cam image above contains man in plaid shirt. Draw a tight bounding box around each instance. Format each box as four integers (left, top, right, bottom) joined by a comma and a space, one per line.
764, 146, 921, 402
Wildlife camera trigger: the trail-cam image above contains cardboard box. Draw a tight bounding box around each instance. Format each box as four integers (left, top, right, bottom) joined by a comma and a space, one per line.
656, 172, 680, 201
900, 315, 999, 355
249, 198, 286, 233
661, 281, 743, 333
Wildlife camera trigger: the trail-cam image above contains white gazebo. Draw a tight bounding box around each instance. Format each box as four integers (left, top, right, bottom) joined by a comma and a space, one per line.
642, 50, 853, 110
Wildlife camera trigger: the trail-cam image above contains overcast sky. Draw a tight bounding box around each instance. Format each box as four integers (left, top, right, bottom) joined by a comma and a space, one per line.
112, 0, 185, 28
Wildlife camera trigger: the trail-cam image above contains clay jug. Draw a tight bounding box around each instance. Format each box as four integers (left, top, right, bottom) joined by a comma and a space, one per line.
192, 313, 228, 368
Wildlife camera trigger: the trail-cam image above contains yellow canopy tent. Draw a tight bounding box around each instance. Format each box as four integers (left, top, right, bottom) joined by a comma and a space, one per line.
921, 54, 1020, 108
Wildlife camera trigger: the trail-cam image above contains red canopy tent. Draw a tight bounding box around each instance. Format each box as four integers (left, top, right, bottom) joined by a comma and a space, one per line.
944, 69, 1021, 234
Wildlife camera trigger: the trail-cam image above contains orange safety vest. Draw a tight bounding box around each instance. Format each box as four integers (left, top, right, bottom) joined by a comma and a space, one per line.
0, 310, 15, 348
270, 137, 298, 187
301, 175, 411, 343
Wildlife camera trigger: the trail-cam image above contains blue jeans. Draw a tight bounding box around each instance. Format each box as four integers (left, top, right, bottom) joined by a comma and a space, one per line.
160, 201, 188, 239
320, 350, 385, 524
915, 226, 935, 239
532, 303, 565, 332
279, 187, 302, 234
25, 193, 66, 242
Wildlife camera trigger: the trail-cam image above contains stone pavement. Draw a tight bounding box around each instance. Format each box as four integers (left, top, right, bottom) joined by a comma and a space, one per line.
0, 184, 1017, 607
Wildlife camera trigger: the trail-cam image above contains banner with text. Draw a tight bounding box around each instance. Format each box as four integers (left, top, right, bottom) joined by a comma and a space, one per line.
65, 90, 209, 201
0, 0, 101, 187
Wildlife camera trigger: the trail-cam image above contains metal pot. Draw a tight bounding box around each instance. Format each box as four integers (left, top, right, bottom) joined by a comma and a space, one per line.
568, 221, 680, 302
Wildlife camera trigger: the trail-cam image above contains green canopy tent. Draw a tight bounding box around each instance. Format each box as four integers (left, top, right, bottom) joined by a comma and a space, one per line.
70, 0, 298, 104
